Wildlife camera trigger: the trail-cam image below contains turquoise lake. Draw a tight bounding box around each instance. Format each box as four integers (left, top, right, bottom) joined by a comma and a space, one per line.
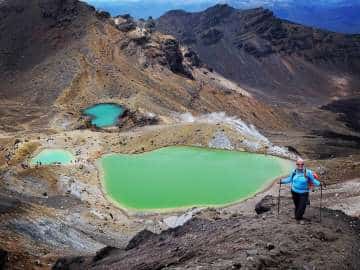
83, 103, 125, 128
31, 149, 74, 165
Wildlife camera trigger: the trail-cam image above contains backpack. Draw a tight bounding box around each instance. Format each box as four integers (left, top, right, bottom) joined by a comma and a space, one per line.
291, 168, 319, 190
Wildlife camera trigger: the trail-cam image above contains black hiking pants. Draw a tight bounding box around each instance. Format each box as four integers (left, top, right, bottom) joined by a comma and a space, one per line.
291, 191, 309, 220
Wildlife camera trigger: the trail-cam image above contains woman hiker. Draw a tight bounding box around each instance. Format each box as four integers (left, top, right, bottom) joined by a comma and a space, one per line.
280, 158, 321, 224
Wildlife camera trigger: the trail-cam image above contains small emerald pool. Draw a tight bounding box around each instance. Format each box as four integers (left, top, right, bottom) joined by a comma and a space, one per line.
99, 146, 293, 211
83, 103, 125, 128
31, 149, 74, 166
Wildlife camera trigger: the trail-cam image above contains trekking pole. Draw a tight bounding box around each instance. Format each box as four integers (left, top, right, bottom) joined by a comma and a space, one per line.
277, 181, 282, 216
319, 184, 323, 223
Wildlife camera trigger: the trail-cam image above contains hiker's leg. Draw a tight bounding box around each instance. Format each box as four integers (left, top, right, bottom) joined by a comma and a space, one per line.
291, 191, 300, 218
295, 192, 309, 220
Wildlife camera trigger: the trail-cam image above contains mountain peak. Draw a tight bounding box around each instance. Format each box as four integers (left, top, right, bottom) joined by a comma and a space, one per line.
202, 3, 235, 17
204, 3, 234, 12
162, 9, 189, 17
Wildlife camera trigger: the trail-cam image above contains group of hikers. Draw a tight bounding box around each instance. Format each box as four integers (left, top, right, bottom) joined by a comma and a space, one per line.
280, 158, 322, 224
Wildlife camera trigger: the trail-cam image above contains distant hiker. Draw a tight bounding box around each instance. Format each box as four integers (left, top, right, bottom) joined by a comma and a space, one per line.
280, 158, 321, 223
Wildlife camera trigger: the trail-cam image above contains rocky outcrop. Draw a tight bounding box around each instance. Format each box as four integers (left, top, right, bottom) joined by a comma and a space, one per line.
113, 14, 137, 32
183, 49, 201, 67
118, 110, 159, 131
255, 195, 275, 214
127, 27, 151, 44
160, 38, 193, 79
120, 25, 196, 78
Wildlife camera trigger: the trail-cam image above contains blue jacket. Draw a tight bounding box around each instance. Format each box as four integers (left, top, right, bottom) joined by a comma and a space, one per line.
281, 168, 321, 193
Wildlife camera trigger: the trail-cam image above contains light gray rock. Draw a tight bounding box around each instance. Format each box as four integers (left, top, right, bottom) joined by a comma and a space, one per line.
208, 131, 234, 150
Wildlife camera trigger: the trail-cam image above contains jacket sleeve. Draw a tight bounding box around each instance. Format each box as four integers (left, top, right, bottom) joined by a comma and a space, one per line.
281, 172, 293, 184
307, 170, 321, 186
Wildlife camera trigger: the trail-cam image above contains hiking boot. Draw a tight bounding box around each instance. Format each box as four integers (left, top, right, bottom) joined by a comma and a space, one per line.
296, 220, 305, 225
302, 217, 311, 222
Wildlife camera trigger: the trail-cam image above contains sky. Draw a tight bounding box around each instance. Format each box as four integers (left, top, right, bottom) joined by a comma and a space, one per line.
83, 0, 360, 33
84, 0, 358, 18
85, 0, 353, 7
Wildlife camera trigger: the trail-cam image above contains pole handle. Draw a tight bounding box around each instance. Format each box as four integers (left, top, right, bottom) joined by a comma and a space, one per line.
277, 180, 282, 216
319, 184, 323, 223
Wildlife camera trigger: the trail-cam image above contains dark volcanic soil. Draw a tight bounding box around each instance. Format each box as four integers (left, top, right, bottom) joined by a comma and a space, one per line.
52, 196, 360, 270
321, 97, 360, 133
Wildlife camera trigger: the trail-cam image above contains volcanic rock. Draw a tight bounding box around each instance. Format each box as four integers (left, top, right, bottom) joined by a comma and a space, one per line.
255, 195, 275, 214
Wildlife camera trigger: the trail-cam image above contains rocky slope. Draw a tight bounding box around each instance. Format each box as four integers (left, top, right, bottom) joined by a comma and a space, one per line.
156, 4, 360, 103
53, 195, 360, 270
0, 0, 286, 135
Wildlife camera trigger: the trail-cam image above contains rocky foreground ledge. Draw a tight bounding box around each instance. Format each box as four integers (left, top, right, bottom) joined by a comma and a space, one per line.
52, 196, 360, 270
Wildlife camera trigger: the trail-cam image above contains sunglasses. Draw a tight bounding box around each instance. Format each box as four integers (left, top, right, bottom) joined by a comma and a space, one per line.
296, 163, 304, 166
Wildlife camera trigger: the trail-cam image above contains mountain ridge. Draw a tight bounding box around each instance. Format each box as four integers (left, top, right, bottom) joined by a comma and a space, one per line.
156, 4, 360, 103
85, 0, 360, 34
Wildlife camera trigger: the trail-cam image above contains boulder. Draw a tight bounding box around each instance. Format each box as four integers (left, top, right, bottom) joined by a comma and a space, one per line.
161, 38, 193, 79
255, 195, 275, 214
184, 49, 201, 67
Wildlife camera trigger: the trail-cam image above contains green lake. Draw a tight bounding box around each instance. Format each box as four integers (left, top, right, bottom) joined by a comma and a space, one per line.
83, 103, 125, 128
99, 146, 293, 211
31, 149, 74, 166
